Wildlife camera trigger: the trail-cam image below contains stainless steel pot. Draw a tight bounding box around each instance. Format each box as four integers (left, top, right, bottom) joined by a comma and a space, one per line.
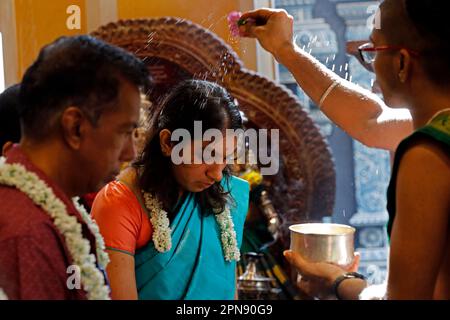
289, 223, 355, 267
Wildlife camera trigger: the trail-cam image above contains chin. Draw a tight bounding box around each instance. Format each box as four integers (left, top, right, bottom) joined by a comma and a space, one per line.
379, 88, 407, 109
384, 97, 408, 109
187, 184, 209, 193
188, 186, 205, 193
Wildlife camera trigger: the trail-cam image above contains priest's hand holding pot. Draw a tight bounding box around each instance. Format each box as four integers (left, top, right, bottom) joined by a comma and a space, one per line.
283, 250, 365, 300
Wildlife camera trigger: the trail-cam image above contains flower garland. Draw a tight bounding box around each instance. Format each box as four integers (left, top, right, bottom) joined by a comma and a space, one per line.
142, 191, 172, 252
215, 206, 241, 262
0, 289, 7, 300
142, 191, 240, 262
0, 157, 110, 300
72, 198, 110, 269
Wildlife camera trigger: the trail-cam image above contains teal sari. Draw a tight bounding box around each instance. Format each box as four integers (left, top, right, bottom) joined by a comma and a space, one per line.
135, 176, 249, 300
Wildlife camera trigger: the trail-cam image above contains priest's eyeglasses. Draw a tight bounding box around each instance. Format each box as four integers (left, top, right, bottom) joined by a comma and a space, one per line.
358, 42, 420, 64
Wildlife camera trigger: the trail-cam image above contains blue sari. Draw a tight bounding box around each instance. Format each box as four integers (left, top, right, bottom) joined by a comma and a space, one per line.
135, 176, 249, 300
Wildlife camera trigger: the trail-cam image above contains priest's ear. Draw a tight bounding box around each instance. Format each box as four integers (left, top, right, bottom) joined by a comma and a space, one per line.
397, 49, 412, 84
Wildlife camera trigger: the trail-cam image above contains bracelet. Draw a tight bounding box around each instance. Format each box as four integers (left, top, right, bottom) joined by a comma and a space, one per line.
332, 272, 366, 300
318, 81, 339, 109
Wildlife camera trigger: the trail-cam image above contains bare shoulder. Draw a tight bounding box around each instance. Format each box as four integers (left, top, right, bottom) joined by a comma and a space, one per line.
397, 137, 450, 211
401, 137, 450, 173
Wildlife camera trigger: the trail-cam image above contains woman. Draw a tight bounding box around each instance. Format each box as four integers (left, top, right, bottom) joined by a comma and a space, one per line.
240, 0, 450, 300
91, 80, 249, 299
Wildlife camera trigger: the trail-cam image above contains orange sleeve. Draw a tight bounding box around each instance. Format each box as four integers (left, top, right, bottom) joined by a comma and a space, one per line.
91, 181, 142, 255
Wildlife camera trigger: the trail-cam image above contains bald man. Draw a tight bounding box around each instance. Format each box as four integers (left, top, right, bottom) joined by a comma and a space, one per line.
240, 5, 413, 152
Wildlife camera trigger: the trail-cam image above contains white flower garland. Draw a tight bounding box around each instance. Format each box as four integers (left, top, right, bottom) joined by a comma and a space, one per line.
142, 191, 240, 262
72, 198, 110, 269
0, 157, 110, 300
214, 206, 241, 262
142, 192, 172, 252
0, 288, 8, 300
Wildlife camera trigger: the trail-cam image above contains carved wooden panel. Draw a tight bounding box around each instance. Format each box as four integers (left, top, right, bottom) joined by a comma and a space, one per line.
91, 18, 336, 247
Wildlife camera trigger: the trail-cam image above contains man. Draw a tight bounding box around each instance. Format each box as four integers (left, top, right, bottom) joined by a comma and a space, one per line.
239, 7, 413, 152
0, 35, 150, 299
241, 0, 450, 299
0, 84, 21, 155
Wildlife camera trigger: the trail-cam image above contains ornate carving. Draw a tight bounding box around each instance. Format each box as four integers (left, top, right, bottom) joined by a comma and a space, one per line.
91, 17, 336, 247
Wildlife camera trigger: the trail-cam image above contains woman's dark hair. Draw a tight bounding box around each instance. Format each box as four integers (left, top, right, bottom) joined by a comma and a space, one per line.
134, 79, 243, 216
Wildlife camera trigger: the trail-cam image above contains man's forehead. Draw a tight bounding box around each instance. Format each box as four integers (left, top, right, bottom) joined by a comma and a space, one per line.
99, 101, 140, 127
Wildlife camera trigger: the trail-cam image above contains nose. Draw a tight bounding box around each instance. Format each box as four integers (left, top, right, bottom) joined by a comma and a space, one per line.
206, 164, 225, 183
119, 136, 137, 163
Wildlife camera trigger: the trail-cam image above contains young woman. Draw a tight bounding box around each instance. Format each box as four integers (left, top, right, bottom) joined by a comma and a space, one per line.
239, 0, 450, 299
91, 80, 250, 300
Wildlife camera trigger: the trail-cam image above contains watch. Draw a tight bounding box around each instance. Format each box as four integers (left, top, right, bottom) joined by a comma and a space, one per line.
332, 272, 366, 300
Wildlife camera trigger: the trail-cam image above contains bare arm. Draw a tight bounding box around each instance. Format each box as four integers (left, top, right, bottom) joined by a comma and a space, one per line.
240, 9, 413, 151
387, 141, 450, 299
105, 250, 138, 300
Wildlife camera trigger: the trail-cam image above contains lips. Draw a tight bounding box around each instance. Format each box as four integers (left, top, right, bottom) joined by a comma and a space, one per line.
200, 181, 214, 188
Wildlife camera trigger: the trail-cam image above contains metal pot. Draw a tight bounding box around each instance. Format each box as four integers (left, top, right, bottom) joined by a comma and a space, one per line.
289, 223, 355, 267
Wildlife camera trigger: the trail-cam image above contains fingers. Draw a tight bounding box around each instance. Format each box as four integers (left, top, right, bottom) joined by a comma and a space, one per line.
297, 277, 314, 298
283, 250, 315, 278
347, 252, 361, 272
240, 8, 283, 22
239, 24, 266, 38
239, 8, 290, 30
